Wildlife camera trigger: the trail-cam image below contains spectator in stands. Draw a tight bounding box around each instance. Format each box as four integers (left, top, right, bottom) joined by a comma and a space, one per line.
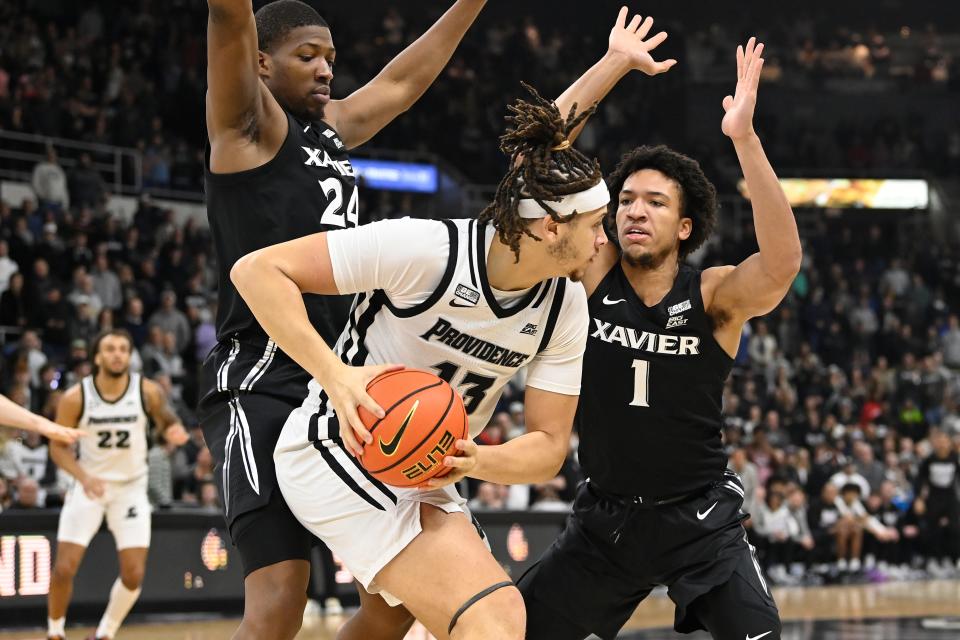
830, 459, 872, 499
754, 480, 799, 583
31, 147, 69, 210
6, 429, 52, 485
199, 481, 220, 510
0, 476, 11, 512
0, 271, 29, 328
0, 241, 20, 295
941, 315, 960, 369
68, 152, 106, 208
148, 431, 175, 508
729, 447, 760, 512
9, 476, 42, 509
90, 253, 122, 311
468, 482, 508, 510
854, 441, 885, 494
148, 290, 190, 353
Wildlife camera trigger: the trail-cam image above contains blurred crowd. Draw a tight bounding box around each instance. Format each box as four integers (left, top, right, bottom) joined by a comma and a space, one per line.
1, 1, 958, 191
0, 0, 958, 588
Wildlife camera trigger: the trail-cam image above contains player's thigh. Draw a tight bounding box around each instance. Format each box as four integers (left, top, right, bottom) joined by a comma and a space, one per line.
57, 484, 106, 548
518, 507, 650, 640
373, 504, 521, 640
689, 550, 781, 640
105, 482, 152, 550
230, 488, 315, 577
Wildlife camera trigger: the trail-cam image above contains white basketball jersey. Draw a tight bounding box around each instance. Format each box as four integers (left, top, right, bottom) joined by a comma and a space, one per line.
77, 373, 150, 482
293, 217, 588, 445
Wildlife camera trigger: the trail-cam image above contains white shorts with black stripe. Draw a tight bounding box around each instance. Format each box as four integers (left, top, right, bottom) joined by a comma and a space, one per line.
275, 404, 469, 606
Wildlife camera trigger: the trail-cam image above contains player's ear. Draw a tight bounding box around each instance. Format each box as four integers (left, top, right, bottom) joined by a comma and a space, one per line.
258, 51, 272, 78
539, 215, 561, 242
678, 216, 693, 241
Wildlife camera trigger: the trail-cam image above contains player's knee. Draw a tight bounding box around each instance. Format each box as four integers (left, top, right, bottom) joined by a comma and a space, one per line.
53, 557, 80, 581
120, 565, 145, 590
244, 584, 306, 637
452, 585, 525, 640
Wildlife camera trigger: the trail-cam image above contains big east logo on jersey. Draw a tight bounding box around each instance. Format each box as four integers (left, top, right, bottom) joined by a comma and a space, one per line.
301, 146, 354, 177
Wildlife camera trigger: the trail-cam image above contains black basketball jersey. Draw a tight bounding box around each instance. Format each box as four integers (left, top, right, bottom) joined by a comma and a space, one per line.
577, 263, 733, 498
205, 111, 360, 344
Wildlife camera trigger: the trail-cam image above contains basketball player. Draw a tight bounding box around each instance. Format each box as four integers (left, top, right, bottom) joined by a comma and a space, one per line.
0, 393, 85, 443
231, 87, 610, 639
200, 1, 487, 637
46, 330, 189, 640
518, 39, 800, 639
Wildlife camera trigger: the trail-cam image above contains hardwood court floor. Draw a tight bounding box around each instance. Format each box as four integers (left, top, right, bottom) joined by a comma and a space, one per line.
2, 580, 958, 639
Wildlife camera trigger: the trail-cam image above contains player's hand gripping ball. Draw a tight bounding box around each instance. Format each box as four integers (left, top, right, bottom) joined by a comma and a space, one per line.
358, 370, 468, 487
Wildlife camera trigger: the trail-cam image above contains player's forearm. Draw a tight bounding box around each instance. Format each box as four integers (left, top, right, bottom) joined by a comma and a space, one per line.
50, 443, 88, 483
231, 258, 343, 386
376, 0, 486, 108
732, 133, 802, 282
471, 431, 567, 484
555, 52, 632, 143
0, 394, 46, 432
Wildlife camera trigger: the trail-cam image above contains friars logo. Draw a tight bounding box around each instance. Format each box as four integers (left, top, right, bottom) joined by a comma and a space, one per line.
450, 284, 480, 307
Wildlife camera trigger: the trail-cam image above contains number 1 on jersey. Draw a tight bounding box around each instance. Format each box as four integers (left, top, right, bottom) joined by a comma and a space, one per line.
630, 359, 651, 407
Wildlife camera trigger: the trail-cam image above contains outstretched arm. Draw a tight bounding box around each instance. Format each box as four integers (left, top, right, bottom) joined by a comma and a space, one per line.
0, 394, 84, 444
555, 7, 677, 296
327, 0, 486, 149
706, 39, 802, 341
555, 7, 676, 143
231, 230, 400, 457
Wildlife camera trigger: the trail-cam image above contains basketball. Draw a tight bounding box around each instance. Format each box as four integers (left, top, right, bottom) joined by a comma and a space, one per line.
358, 370, 468, 487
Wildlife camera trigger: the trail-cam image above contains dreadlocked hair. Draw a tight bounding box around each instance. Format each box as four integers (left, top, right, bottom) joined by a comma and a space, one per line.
478, 82, 603, 262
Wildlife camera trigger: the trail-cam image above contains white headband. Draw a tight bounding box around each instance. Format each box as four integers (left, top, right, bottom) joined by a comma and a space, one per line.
516, 181, 610, 219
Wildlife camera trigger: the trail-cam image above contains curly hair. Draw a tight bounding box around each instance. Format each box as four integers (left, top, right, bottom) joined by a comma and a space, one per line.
255, 0, 328, 53
605, 145, 718, 260
478, 82, 603, 262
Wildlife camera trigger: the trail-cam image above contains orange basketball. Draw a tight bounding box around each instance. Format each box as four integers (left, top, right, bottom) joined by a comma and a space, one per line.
358, 370, 468, 487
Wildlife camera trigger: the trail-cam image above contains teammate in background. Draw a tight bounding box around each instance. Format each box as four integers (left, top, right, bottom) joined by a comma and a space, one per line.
915, 429, 960, 575
200, 1, 487, 637
519, 38, 800, 639
0, 392, 85, 444
231, 86, 609, 639
46, 330, 189, 640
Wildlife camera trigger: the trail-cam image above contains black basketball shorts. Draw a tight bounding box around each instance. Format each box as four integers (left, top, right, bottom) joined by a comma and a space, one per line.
519, 472, 781, 640
198, 337, 317, 576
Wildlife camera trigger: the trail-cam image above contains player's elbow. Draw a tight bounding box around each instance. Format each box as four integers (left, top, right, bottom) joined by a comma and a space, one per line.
537, 431, 569, 481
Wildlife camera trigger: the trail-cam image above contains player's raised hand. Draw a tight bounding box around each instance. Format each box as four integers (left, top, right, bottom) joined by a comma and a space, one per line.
721, 37, 765, 141
328, 361, 404, 457
420, 439, 478, 490
37, 419, 86, 444
607, 6, 677, 76
164, 423, 190, 447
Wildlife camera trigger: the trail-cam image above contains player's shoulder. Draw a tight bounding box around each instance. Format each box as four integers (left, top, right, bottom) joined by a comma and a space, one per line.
551, 278, 589, 336
56, 382, 85, 416
700, 264, 737, 307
